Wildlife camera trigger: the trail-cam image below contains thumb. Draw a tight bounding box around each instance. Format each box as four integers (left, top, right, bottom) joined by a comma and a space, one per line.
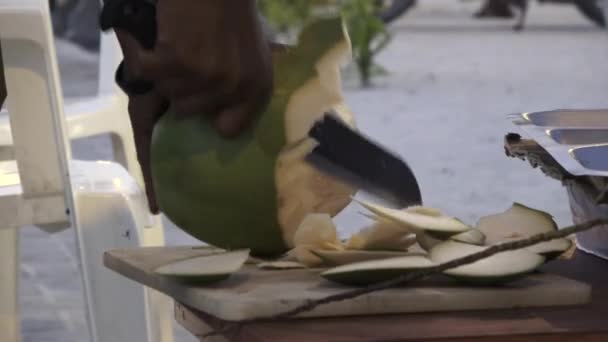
214, 103, 253, 138
134, 45, 180, 81
214, 81, 273, 138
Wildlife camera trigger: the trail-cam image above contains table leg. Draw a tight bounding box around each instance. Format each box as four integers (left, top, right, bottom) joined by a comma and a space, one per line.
174, 303, 229, 342
0, 227, 20, 342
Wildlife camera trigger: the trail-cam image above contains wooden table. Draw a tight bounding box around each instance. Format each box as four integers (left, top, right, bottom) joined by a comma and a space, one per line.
171, 250, 608, 342
104, 133, 608, 341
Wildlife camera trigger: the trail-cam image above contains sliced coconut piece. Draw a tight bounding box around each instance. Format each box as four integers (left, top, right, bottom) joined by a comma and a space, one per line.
527, 238, 573, 260
345, 222, 416, 251
418, 229, 486, 251
257, 261, 307, 270
361, 206, 442, 225
293, 245, 324, 267
312, 249, 425, 266
450, 229, 486, 246
477, 203, 566, 259
154, 249, 250, 284
405, 206, 442, 217
292, 213, 343, 266
430, 241, 545, 285
354, 199, 471, 234
408, 243, 428, 254
416, 231, 444, 251
321, 255, 436, 286
293, 213, 340, 246
323, 241, 346, 251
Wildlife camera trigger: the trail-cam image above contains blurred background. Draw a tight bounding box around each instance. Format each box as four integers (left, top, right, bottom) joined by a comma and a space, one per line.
21, 1, 608, 341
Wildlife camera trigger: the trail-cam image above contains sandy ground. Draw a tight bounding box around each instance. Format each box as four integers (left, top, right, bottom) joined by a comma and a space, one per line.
17, 1, 608, 341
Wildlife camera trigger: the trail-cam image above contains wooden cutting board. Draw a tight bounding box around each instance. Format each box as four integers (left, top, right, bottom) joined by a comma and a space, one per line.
104, 246, 592, 322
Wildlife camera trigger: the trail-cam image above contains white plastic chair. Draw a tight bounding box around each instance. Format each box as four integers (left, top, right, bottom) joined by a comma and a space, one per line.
0, 1, 145, 195
0, 1, 173, 342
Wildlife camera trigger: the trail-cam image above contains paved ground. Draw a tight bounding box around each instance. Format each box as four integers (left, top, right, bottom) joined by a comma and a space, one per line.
18, 2, 608, 341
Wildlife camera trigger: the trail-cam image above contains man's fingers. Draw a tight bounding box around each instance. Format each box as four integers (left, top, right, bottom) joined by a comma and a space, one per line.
214, 102, 257, 138
133, 46, 178, 80
144, 182, 160, 214
155, 76, 210, 101
127, 91, 168, 215
172, 92, 225, 118
213, 71, 273, 137
114, 29, 142, 68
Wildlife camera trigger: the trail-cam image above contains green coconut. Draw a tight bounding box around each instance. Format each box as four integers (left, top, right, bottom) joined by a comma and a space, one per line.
150, 17, 357, 257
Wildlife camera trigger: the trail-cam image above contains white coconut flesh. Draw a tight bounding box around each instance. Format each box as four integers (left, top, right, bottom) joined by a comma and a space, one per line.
430, 241, 545, 285
416, 231, 444, 252
476, 203, 569, 258
354, 199, 471, 234
527, 238, 573, 259
257, 261, 307, 270
358, 212, 415, 234
405, 206, 443, 217
345, 221, 416, 251
275, 23, 357, 248
291, 213, 344, 267
154, 249, 250, 284
312, 249, 425, 266
321, 255, 437, 286
450, 229, 486, 246
417, 229, 486, 252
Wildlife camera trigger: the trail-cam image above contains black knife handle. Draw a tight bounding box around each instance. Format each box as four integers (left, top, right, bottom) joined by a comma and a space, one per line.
99, 0, 158, 95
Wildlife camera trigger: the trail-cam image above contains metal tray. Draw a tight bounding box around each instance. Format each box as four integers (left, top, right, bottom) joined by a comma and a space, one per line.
509, 109, 608, 261
548, 128, 608, 145
510, 109, 608, 177
516, 109, 608, 128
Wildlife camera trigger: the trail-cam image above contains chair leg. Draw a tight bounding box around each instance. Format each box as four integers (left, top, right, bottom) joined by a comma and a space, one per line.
72, 192, 173, 342
110, 129, 162, 229
109, 131, 175, 342
0, 227, 20, 342
139, 214, 174, 342
110, 130, 145, 194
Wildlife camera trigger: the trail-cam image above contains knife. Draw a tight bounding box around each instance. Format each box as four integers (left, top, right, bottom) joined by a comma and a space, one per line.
99, 0, 423, 208
305, 112, 422, 208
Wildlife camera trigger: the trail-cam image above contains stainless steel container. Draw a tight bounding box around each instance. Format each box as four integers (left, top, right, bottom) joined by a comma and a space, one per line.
509, 109, 608, 260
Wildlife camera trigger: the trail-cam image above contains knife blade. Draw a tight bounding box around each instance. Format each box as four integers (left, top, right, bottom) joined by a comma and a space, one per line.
305, 111, 423, 209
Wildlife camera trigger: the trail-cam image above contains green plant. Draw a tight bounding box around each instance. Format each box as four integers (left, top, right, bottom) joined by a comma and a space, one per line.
258, 0, 392, 87
258, 0, 314, 35
341, 0, 392, 87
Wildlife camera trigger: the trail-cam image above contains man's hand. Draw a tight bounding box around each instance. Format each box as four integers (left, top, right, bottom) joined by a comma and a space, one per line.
126, 90, 168, 214
112, 0, 273, 214
120, 0, 273, 137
